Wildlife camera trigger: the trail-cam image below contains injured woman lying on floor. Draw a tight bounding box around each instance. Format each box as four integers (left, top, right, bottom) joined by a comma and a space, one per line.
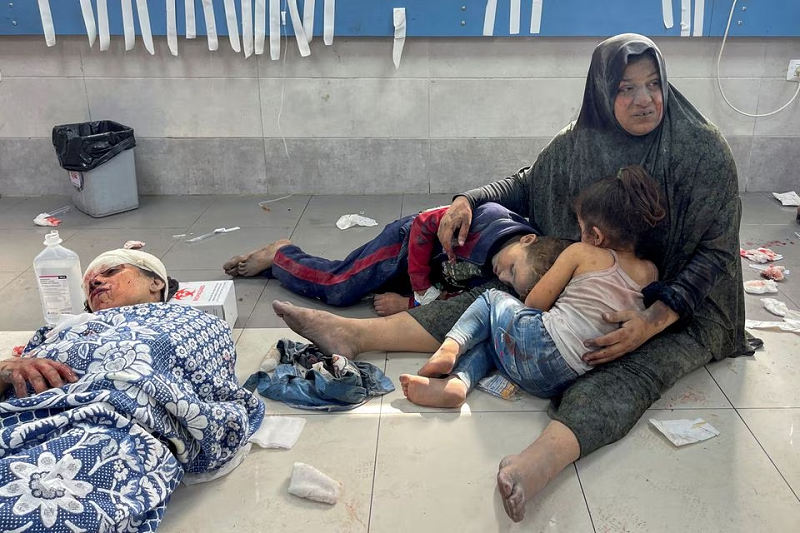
0, 249, 264, 531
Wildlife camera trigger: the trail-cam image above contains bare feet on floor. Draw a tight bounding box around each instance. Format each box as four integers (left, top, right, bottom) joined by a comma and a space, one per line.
398, 374, 467, 408
417, 338, 460, 377
223, 239, 292, 277
272, 300, 361, 358
373, 293, 410, 316
496, 421, 579, 523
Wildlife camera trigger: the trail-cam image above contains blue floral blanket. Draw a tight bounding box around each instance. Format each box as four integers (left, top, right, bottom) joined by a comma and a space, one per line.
0, 303, 264, 532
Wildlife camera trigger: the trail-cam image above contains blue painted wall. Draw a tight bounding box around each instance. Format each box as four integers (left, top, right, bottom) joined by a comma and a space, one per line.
1, 0, 797, 38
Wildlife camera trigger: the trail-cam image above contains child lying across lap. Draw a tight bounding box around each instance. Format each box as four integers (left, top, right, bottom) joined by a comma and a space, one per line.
400, 165, 665, 407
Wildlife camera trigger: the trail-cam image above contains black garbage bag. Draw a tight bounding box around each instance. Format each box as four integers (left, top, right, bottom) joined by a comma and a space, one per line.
52, 121, 136, 172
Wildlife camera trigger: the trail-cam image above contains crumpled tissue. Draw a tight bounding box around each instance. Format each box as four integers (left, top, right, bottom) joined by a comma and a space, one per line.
288, 462, 342, 504
33, 213, 62, 227
336, 214, 378, 230
650, 418, 720, 447
761, 298, 789, 316
772, 191, 800, 206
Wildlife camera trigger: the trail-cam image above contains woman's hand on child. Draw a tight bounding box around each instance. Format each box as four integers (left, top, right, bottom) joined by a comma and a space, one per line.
438, 196, 473, 262
582, 302, 678, 365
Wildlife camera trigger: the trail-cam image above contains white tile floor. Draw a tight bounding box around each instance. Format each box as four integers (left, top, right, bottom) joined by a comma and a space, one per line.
1, 193, 799, 532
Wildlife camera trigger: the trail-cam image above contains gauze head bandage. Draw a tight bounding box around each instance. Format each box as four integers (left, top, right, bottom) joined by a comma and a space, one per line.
83, 249, 169, 302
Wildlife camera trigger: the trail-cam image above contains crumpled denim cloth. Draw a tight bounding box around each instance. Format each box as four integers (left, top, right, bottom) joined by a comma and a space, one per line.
244, 339, 395, 412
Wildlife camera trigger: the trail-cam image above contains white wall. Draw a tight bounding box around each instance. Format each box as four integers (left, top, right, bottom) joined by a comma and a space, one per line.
0, 35, 798, 196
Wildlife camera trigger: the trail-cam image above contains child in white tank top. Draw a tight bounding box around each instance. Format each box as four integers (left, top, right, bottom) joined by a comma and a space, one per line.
400, 165, 666, 408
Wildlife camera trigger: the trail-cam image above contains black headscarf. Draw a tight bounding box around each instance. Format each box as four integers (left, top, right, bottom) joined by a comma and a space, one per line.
465, 33, 749, 360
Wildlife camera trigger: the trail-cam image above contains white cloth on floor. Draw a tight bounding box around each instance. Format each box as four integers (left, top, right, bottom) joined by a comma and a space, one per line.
181, 443, 252, 485
288, 462, 341, 504
248, 416, 306, 449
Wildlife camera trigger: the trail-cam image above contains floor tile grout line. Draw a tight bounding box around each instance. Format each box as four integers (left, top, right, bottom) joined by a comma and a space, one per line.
574, 463, 597, 533
366, 401, 384, 533
707, 361, 800, 502
734, 407, 800, 503
243, 195, 312, 330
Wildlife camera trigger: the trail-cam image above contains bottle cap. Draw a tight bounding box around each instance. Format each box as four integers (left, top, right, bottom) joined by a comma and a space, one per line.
43, 230, 62, 246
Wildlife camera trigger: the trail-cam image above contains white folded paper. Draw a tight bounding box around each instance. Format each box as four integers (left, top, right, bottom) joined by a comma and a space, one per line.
650, 418, 719, 446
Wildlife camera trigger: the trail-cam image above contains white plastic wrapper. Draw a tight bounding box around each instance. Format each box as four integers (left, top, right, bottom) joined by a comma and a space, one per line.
772, 191, 800, 206
650, 418, 720, 447
335, 214, 378, 230
743, 279, 778, 294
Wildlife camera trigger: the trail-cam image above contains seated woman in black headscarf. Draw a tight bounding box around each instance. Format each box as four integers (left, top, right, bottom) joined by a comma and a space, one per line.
269, 33, 751, 522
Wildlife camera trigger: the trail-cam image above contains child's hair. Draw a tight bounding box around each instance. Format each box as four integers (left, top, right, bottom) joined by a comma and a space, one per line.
521, 236, 572, 285
574, 165, 666, 249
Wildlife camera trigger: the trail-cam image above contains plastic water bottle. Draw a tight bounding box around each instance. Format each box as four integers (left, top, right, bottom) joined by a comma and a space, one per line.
33, 230, 84, 325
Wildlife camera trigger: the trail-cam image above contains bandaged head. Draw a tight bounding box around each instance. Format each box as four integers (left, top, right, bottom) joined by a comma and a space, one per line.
82, 249, 169, 302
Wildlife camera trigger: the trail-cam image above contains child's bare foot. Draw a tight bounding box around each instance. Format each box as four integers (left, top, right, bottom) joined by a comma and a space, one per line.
223, 254, 247, 276
398, 374, 467, 408
418, 338, 460, 377
373, 293, 410, 316
224, 239, 292, 277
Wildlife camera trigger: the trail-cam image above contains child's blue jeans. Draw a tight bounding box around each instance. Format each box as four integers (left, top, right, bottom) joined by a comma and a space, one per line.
448, 289, 579, 398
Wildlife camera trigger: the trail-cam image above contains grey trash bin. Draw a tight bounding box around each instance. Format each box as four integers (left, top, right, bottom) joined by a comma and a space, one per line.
53, 121, 139, 218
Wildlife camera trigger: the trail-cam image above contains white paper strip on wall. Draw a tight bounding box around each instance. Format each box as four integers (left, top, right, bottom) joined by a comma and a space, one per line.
223, 0, 242, 52
323, 0, 335, 45
269, 0, 280, 59
304, 0, 315, 43
510, 0, 520, 35
167, 0, 178, 55
530, 0, 543, 34
242, 0, 254, 57
121, 0, 135, 50
287, 0, 311, 57
392, 7, 406, 70
78, 0, 97, 47
186, 0, 197, 38
680, 0, 691, 36
97, 0, 110, 50
693, 0, 705, 36
483, 0, 497, 36
36, 0, 56, 47
255, 0, 266, 54
136, 0, 155, 54
661, 0, 673, 29
201, 0, 219, 51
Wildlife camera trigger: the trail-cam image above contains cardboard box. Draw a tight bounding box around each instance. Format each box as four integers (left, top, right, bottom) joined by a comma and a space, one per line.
170, 280, 238, 328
